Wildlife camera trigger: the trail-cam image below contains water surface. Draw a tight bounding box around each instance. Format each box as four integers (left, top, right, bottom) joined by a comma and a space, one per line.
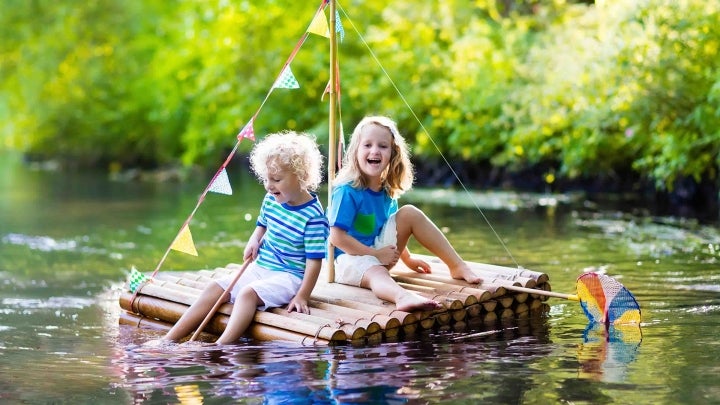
1, 153, 719, 404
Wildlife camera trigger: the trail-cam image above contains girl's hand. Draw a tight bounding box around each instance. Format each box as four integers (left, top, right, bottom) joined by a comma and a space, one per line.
287, 296, 310, 314
375, 245, 400, 267
404, 257, 432, 274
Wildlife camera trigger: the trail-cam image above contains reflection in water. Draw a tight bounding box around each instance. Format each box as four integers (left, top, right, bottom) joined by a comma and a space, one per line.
578, 323, 642, 383
113, 316, 553, 403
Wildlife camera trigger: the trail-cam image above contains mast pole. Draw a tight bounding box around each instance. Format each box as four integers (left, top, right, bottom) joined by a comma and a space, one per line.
327, 0, 338, 283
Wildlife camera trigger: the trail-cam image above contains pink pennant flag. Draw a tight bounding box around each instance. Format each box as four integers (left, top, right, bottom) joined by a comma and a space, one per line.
273, 66, 300, 89
237, 119, 255, 141
208, 168, 233, 195
307, 10, 330, 37
171, 224, 198, 256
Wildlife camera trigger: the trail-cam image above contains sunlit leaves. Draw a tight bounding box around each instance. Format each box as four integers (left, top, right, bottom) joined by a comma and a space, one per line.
1, 0, 718, 192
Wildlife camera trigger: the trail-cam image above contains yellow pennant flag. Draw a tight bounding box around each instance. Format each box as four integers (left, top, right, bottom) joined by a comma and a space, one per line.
307, 11, 329, 38
171, 224, 198, 256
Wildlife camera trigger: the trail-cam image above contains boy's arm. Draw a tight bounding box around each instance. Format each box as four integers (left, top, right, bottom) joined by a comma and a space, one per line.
286, 258, 322, 313
244, 226, 266, 261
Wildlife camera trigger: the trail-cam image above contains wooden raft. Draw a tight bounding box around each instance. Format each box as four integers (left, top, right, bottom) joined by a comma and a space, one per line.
119, 254, 551, 346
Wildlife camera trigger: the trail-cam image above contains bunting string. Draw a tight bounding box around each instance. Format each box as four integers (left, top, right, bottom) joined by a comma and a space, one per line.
131, 0, 336, 295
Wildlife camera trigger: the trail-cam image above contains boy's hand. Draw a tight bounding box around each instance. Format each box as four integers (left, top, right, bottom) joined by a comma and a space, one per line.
287, 296, 310, 314
243, 241, 260, 261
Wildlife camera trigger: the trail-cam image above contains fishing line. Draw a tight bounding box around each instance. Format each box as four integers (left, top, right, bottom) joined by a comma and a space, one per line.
338, 3, 521, 269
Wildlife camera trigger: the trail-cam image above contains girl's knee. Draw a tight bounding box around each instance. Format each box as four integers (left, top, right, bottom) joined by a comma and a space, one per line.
397, 204, 422, 220
360, 265, 391, 288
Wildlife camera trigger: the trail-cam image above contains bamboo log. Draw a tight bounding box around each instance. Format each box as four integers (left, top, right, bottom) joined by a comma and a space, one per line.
514, 303, 529, 318
391, 276, 479, 306
120, 292, 347, 342
389, 269, 498, 299
132, 283, 197, 307
396, 260, 538, 289
267, 308, 364, 341
482, 311, 498, 325
310, 300, 401, 333
395, 282, 464, 310
119, 311, 331, 345
410, 253, 549, 284
465, 303, 482, 318
496, 296, 516, 309
120, 311, 173, 331
482, 300, 498, 312
497, 308, 515, 319
303, 306, 381, 335
153, 272, 206, 291
140, 273, 379, 340
310, 294, 419, 335
311, 282, 425, 324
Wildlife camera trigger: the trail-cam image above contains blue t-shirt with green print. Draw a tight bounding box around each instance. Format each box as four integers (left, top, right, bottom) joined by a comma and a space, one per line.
327, 182, 398, 257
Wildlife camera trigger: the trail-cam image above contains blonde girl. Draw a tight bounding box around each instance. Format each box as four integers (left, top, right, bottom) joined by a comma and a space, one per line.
328, 116, 481, 312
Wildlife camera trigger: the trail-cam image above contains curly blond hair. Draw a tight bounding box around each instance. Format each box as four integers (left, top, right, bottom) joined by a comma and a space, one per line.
333, 116, 414, 198
250, 131, 324, 191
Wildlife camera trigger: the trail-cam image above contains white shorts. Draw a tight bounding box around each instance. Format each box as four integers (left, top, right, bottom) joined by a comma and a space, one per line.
335, 213, 398, 287
215, 262, 302, 311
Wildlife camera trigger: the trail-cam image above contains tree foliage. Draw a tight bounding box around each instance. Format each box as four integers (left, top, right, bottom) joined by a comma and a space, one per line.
1, 0, 718, 191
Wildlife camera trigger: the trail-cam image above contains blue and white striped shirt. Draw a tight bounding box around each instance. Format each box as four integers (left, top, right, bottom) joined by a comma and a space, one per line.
255, 193, 328, 279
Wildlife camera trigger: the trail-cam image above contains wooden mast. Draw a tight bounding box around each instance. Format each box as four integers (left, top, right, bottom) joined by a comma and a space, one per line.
327, 0, 338, 282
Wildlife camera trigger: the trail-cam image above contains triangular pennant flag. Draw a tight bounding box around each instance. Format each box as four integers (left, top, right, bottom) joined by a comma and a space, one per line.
208, 168, 233, 195
273, 66, 300, 89
335, 9, 345, 42
338, 122, 346, 170
127, 266, 149, 293
171, 224, 198, 256
237, 119, 255, 141
322, 79, 331, 101
307, 10, 330, 38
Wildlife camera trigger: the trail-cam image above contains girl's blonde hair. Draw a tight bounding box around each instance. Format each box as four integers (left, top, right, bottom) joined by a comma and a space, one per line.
250, 131, 324, 191
333, 116, 414, 198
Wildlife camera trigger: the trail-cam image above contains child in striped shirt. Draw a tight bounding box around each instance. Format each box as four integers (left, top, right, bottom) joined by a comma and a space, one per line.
161, 131, 328, 345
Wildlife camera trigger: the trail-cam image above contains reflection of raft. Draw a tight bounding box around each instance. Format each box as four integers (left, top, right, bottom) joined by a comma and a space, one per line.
119, 254, 552, 345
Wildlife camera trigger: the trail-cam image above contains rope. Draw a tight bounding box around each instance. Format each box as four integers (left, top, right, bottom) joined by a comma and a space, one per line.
338, 2, 521, 268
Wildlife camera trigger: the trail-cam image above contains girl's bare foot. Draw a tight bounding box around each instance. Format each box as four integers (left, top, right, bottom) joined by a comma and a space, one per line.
395, 292, 442, 312
449, 263, 482, 284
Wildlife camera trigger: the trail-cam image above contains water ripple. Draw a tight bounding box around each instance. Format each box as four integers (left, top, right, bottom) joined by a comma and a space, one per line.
1, 296, 95, 309
2, 233, 78, 252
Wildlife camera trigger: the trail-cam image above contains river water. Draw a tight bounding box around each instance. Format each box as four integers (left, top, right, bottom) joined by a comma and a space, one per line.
1, 152, 719, 404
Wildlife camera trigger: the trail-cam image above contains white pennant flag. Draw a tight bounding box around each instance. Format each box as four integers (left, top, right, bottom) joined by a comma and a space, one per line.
273, 66, 300, 89
208, 168, 233, 195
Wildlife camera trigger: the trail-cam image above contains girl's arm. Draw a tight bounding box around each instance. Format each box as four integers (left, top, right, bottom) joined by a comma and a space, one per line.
243, 226, 266, 261
400, 247, 432, 273
286, 258, 322, 313
329, 227, 399, 266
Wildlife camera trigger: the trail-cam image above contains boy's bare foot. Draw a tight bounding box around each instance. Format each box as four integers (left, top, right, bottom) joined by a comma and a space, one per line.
395, 292, 442, 312
142, 338, 174, 349
449, 263, 482, 284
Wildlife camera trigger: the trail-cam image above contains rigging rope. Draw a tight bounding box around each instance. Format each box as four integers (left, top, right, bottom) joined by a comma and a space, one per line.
337, 2, 522, 269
